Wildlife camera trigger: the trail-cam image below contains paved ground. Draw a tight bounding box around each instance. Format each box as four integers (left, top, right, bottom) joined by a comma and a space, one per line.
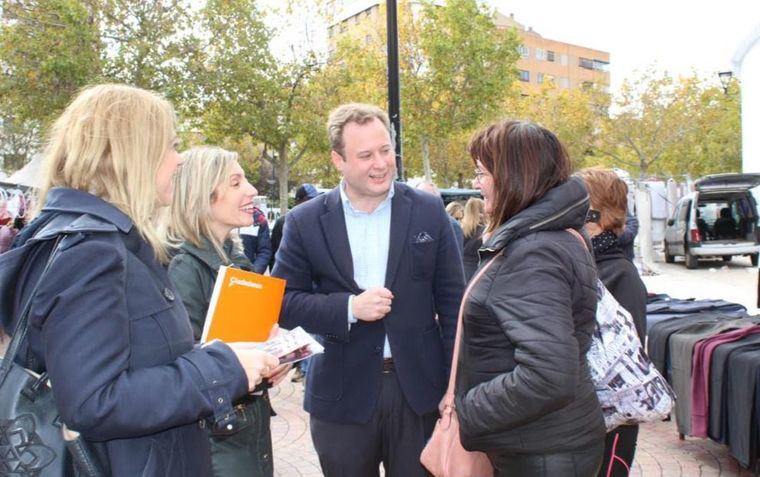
268, 252, 760, 476
269, 379, 759, 477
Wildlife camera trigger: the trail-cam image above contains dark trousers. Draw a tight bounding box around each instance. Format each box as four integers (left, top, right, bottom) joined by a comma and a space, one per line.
310, 370, 437, 477
209, 395, 273, 477
597, 425, 639, 477
488, 441, 604, 477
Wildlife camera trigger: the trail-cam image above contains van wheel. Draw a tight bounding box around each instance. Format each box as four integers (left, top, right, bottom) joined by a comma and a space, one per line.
751, 254, 759, 266
722, 255, 732, 262
664, 241, 675, 263
685, 250, 699, 269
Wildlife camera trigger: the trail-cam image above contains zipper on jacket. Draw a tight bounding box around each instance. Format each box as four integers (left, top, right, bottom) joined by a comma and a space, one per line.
480, 194, 589, 254
527, 196, 589, 232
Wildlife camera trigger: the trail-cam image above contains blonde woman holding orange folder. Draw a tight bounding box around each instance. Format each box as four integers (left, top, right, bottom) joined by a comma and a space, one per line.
167, 146, 290, 477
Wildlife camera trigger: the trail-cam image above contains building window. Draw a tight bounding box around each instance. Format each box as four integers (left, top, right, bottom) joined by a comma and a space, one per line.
593, 59, 610, 72
582, 81, 594, 90
560, 54, 568, 66
559, 77, 570, 88
519, 70, 530, 82
328, 26, 334, 38
365, 34, 372, 45
517, 45, 529, 58
579, 57, 594, 70
537, 73, 544, 84
535, 48, 546, 61
547, 50, 555, 62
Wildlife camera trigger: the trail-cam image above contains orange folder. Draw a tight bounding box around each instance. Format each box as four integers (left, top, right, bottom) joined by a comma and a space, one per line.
200, 266, 286, 343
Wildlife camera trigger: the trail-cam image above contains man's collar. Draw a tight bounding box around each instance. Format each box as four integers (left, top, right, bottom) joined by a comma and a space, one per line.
339, 179, 395, 214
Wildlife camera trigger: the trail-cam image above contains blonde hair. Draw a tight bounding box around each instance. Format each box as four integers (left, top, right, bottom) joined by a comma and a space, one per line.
37, 84, 176, 262
166, 146, 241, 263
461, 197, 485, 238
327, 103, 391, 156
445, 201, 464, 221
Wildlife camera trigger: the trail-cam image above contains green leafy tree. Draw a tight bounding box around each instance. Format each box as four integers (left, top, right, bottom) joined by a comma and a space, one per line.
597, 70, 741, 178
0, 0, 101, 125
0, 0, 200, 171
0, 109, 42, 173
505, 82, 609, 170
598, 71, 701, 178
91, 0, 200, 101
323, 0, 520, 186
193, 0, 326, 213
660, 79, 741, 177
407, 0, 520, 184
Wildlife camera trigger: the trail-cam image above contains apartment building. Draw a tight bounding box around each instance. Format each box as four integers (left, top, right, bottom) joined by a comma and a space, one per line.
493, 11, 610, 94
328, 1, 610, 94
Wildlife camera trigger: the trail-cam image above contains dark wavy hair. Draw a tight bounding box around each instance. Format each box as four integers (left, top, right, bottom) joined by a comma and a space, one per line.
469, 119, 571, 232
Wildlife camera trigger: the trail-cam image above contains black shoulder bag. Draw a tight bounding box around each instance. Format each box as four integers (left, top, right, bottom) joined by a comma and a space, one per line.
0, 236, 104, 477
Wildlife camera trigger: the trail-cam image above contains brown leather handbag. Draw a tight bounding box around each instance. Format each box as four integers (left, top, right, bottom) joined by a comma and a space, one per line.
420, 252, 501, 477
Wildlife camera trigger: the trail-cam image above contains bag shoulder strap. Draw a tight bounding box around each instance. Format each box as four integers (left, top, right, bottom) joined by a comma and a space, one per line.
566, 227, 590, 253
0, 234, 65, 386
446, 249, 504, 397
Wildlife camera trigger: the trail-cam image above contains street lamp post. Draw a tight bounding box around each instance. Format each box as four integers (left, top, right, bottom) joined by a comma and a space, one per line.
386, 0, 404, 181
718, 71, 733, 94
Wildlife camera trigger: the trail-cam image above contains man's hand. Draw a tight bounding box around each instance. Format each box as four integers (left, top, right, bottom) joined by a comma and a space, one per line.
352, 287, 394, 322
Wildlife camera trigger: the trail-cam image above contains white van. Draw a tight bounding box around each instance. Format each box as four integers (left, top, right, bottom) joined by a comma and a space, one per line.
664, 173, 760, 269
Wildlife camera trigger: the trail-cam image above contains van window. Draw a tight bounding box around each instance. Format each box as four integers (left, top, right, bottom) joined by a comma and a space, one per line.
678, 201, 690, 221
697, 201, 727, 225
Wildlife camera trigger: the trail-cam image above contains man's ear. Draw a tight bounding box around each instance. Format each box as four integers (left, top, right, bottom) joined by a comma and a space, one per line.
330, 150, 345, 171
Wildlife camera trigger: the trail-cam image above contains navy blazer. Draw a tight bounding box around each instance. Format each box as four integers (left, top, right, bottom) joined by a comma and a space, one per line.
272, 182, 465, 424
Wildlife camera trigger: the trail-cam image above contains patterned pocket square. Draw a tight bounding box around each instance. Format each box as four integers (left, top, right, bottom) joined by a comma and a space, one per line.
413, 232, 434, 244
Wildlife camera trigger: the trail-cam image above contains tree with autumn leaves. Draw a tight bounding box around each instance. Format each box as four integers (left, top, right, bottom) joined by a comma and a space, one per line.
595, 70, 740, 179
0, 0, 744, 207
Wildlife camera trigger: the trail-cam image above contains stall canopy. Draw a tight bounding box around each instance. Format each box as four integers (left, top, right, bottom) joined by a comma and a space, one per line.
5, 154, 42, 188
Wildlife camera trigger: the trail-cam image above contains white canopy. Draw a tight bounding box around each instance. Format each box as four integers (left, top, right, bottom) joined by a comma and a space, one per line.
6, 154, 42, 188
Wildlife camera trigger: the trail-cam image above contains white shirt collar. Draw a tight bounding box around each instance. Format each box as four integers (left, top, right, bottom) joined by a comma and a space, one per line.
339, 179, 395, 214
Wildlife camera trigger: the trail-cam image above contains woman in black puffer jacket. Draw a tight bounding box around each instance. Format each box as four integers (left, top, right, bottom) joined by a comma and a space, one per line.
455, 120, 606, 476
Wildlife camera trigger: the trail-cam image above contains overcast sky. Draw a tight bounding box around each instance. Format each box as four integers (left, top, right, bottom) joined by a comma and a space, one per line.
486, 0, 760, 93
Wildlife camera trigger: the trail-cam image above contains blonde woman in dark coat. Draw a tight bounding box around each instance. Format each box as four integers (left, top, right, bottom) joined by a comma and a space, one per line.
167, 146, 291, 477
0, 84, 278, 476
461, 197, 485, 281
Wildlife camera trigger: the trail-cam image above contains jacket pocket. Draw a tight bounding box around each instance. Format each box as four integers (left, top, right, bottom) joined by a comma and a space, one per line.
128, 305, 174, 368
306, 342, 343, 401
409, 240, 436, 280
208, 402, 253, 437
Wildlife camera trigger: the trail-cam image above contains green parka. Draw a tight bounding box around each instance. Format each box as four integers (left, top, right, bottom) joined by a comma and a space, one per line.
168, 238, 275, 477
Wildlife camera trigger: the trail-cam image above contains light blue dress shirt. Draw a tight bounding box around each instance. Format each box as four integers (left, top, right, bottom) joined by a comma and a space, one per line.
340, 181, 395, 358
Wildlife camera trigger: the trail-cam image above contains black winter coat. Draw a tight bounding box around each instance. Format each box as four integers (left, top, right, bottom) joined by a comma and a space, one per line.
462, 224, 484, 282
594, 244, 647, 341
455, 177, 606, 454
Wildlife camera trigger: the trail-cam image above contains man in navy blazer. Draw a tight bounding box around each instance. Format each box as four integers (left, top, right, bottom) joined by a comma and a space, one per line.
272, 103, 465, 476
